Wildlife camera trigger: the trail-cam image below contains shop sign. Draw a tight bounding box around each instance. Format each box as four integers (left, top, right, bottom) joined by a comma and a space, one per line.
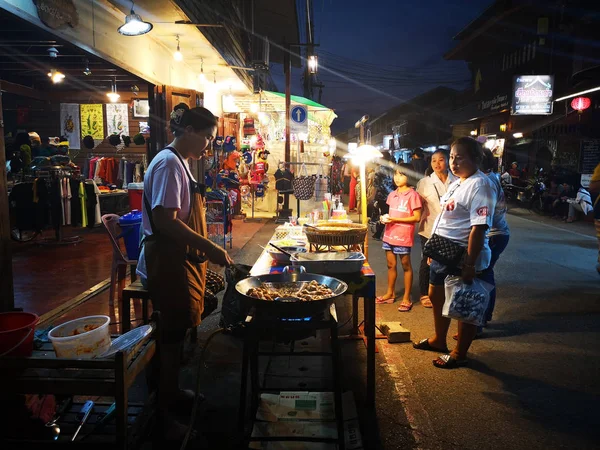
33, 0, 79, 29
480, 94, 509, 113
511, 75, 554, 115
579, 140, 600, 185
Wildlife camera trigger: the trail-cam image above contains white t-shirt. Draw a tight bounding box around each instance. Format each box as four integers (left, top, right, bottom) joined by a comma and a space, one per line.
432, 170, 496, 271
136, 148, 195, 280
417, 171, 457, 239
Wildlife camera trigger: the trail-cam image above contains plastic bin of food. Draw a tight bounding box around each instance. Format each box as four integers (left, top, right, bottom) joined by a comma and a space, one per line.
48, 315, 111, 358
290, 251, 365, 274
267, 246, 307, 263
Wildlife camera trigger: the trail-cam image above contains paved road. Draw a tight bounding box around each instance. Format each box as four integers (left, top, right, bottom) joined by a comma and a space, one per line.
372, 213, 599, 450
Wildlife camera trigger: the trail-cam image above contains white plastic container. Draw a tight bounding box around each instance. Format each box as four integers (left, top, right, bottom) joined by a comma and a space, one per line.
48, 315, 111, 359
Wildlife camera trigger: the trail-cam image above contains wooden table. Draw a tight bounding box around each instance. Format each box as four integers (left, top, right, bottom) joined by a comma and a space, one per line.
250, 239, 377, 408
0, 321, 158, 449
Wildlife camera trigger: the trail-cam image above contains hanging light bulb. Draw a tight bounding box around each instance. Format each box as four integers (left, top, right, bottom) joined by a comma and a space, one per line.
173, 35, 183, 61
83, 59, 92, 76
250, 103, 259, 113
198, 58, 206, 83
107, 78, 120, 102
117, 3, 153, 36
47, 69, 65, 83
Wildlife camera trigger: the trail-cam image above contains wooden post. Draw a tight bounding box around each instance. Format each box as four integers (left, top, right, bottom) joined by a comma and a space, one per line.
0, 84, 15, 311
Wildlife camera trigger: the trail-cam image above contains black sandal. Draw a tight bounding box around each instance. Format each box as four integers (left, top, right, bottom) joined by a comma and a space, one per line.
412, 338, 449, 353
433, 354, 468, 369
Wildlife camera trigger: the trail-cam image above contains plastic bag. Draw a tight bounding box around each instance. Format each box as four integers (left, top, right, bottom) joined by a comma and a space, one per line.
443, 276, 493, 326
219, 264, 252, 336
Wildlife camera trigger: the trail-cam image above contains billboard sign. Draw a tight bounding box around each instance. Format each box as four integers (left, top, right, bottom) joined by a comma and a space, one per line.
511, 75, 554, 115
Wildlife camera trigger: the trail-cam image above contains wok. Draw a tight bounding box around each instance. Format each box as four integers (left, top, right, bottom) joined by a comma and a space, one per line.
235, 266, 348, 318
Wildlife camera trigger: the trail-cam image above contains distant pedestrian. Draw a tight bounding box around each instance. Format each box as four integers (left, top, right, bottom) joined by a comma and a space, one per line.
411, 148, 428, 176
349, 165, 359, 211
588, 162, 600, 275
566, 184, 592, 223
416, 149, 456, 308
413, 137, 496, 369
377, 164, 422, 312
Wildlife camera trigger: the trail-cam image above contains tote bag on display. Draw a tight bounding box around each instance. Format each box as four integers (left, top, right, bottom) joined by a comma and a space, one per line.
314, 165, 329, 202
292, 163, 316, 200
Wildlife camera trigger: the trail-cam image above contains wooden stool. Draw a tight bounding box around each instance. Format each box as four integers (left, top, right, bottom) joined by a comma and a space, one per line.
121, 282, 199, 343
122, 280, 150, 332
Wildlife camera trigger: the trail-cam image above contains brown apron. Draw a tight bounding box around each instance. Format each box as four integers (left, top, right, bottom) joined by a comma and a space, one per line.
143, 147, 208, 331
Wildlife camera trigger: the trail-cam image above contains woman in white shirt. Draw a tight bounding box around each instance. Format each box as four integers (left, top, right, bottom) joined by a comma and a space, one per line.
416, 150, 457, 308
413, 137, 496, 369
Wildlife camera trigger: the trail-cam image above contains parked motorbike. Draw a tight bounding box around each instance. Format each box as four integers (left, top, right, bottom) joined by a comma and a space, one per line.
502, 171, 547, 213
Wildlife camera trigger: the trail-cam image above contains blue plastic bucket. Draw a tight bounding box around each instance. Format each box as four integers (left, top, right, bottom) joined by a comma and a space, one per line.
118, 210, 143, 260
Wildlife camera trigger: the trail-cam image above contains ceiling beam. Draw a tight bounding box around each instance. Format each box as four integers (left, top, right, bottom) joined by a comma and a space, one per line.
0, 79, 48, 100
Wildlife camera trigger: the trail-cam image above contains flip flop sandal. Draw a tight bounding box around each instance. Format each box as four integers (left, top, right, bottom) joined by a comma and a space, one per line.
420, 296, 433, 308
397, 302, 413, 312
376, 296, 396, 304
433, 354, 468, 369
412, 338, 449, 353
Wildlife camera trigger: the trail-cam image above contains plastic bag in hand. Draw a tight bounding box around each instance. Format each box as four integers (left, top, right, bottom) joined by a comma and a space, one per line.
442, 276, 493, 326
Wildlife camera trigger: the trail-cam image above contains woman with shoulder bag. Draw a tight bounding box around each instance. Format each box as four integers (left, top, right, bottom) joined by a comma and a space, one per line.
137, 104, 234, 440
413, 137, 496, 369
416, 149, 456, 308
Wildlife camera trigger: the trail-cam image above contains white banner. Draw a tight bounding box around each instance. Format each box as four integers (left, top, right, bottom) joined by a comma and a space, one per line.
60, 103, 81, 149
106, 103, 129, 137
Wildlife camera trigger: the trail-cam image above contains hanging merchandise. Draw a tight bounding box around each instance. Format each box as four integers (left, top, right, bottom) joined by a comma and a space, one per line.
314, 165, 329, 202
274, 163, 294, 192
80, 104, 104, 139
213, 136, 224, 151
240, 184, 251, 206
223, 136, 237, 152
255, 183, 265, 198
242, 149, 253, 165
254, 133, 265, 150
60, 103, 81, 149
243, 117, 256, 135
292, 163, 316, 200
330, 156, 344, 195
228, 188, 240, 209
238, 158, 250, 181
106, 103, 130, 137
223, 151, 241, 171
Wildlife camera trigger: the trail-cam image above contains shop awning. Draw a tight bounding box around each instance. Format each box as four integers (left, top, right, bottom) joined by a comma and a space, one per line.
223, 90, 337, 126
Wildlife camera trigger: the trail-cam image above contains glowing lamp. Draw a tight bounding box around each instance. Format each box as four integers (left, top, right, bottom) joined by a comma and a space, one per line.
47, 69, 65, 83
118, 10, 153, 36
571, 96, 591, 112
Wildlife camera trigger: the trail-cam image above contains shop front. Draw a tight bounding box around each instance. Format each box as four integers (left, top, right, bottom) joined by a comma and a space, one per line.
217, 90, 338, 221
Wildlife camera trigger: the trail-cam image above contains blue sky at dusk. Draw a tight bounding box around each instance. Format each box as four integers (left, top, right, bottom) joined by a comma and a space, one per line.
271, 0, 492, 133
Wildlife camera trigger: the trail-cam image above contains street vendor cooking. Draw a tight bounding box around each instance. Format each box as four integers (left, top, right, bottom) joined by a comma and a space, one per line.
137, 104, 233, 441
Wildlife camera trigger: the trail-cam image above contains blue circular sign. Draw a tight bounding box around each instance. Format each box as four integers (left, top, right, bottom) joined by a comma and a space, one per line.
291, 106, 307, 124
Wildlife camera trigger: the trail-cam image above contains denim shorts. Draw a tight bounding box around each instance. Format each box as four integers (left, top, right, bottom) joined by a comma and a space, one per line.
382, 242, 412, 255
429, 260, 461, 286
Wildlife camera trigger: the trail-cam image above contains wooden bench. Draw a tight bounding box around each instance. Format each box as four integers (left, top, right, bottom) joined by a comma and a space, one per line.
0, 314, 160, 449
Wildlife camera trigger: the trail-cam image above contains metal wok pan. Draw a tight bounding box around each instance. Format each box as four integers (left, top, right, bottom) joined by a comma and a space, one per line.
235, 266, 348, 318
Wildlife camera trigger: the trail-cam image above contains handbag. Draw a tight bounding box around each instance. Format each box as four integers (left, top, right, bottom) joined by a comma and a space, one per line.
422, 183, 466, 268
292, 163, 316, 200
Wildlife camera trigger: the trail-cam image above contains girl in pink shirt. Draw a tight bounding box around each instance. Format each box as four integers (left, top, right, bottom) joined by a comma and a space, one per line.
378, 165, 422, 311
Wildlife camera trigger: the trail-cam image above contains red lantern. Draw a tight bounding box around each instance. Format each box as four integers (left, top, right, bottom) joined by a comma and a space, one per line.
571, 96, 591, 112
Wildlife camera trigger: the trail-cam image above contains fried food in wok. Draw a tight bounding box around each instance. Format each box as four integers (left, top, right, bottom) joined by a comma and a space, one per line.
247, 280, 334, 301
